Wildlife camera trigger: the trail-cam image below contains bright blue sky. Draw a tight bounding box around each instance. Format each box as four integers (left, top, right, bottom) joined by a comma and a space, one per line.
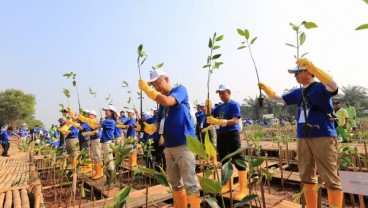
1, 0, 368, 127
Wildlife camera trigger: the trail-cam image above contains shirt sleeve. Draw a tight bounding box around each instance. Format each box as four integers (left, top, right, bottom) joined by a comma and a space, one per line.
170, 86, 187, 105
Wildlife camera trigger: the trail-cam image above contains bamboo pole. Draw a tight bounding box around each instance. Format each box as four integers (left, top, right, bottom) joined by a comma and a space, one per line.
355, 150, 365, 208
0, 193, 5, 208
12, 190, 21, 208
279, 145, 284, 190
4, 191, 12, 208
264, 152, 271, 194
21, 188, 30, 208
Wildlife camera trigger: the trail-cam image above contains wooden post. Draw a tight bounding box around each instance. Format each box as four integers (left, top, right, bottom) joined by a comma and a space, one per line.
279, 145, 284, 190
265, 152, 271, 194
355, 149, 365, 208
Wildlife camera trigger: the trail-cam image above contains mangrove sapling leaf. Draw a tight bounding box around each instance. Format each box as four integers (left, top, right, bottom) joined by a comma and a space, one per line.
221, 159, 234, 186
237, 46, 246, 50
154, 173, 169, 187
63, 88, 71, 98
250, 37, 257, 45
285, 43, 296, 48
114, 186, 131, 208
250, 158, 264, 169
302, 21, 318, 29
234, 159, 247, 169
213, 45, 220, 50
234, 195, 258, 208
220, 147, 247, 163
356, 24, 368, 30
244, 29, 250, 39
186, 135, 208, 162
205, 132, 216, 160
134, 168, 158, 175
205, 197, 221, 208
299, 32, 306, 45
237, 28, 245, 36
204, 168, 213, 178
197, 176, 222, 194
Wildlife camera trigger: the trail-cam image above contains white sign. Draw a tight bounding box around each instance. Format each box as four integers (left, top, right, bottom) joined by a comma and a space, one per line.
339, 171, 368, 195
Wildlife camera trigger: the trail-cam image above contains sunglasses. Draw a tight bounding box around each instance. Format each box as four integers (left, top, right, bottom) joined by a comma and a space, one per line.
294, 69, 306, 75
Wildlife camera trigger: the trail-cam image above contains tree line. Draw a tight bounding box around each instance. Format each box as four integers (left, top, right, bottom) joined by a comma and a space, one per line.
0, 89, 43, 129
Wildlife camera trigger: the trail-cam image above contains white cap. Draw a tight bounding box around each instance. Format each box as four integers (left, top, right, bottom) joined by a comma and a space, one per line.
126, 109, 135, 114
148, 69, 167, 83
102, 105, 117, 113
199, 103, 205, 107
22, 123, 26, 126
288, 65, 308, 74
89, 110, 97, 116
216, 84, 231, 93
83, 109, 90, 114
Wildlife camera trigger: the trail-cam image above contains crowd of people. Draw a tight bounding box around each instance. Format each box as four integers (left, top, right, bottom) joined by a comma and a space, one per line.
1, 58, 359, 207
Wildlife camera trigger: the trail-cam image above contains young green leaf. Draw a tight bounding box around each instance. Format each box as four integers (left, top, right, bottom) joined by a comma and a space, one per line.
157, 62, 164, 68
213, 45, 221, 50
356, 23, 368, 30
237, 28, 245, 36
138, 44, 143, 52
289, 22, 299, 31
197, 176, 222, 194
303, 21, 318, 29
72, 80, 76, 87
285, 43, 296, 48
204, 132, 216, 160
299, 32, 306, 45
234, 195, 258, 207
212, 54, 221, 59
300, 52, 309, 58
221, 159, 233, 186
220, 147, 247, 162
186, 135, 208, 162
204, 197, 221, 208
208, 38, 213, 48
244, 29, 250, 40
154, 173, 169, 186
203, 64, 211, 68
250, 158, 264, 168
250, 37, 257, 45
237, 46, 246, 50
63, 88, 70, 98
215, 35, 224, 41
214, 62, 223, 69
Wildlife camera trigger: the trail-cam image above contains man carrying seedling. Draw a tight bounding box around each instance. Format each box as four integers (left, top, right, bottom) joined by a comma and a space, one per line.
58, 117, 79, 169
345, 102, 357, 131
259, 58, 343, 208
138, 69, 200, 208
206, 84, 247, 201
333, 101, 350, 143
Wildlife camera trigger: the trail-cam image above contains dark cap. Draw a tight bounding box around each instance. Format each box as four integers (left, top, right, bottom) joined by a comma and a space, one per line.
61, 109, 68, 113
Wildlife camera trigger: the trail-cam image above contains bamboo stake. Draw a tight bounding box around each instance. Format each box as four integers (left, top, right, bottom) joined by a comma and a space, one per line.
264, 152, 271, 194
279, 145, 284, 190
13, 190, 21, 208
4, 191, 12, 208
21, 188, 30, 208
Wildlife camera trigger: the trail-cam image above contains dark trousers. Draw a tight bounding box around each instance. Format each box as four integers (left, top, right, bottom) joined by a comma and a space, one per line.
1, 143, 10, 156
59, 134, 65, 147
217, 131, 246, 171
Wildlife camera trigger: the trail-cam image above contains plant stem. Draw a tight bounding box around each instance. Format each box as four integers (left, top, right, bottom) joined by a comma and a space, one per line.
246, 39, 262, 97
206, 38, 214, 116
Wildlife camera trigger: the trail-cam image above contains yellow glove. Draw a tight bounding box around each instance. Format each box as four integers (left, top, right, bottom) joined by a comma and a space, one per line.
159, 135, 164, 146
116, 123, 127, 128
204, 99, 212, 115
206, 116, 227, 127
81, 131, 97, 136
59, 125, 70, 135
77, 114, 100, 129
296, 58, 332, 85
201, 125, 214, 133
67, 119, 80, 128
138, 79, 160, 100
135, 122, 157, 135
67, 107, 75, 119
258, 82, 276, 99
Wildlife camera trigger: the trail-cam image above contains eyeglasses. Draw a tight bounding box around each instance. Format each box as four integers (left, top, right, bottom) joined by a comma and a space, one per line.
294, 69, 306, 75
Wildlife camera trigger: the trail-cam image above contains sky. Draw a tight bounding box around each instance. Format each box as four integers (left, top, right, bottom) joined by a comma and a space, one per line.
1, 0, 368, 127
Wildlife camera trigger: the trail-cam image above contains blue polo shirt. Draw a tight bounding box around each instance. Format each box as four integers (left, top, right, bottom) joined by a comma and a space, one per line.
0, 131, 14, 144
212, 100, 241, 135
19, 127, 28, 138
124, 117, 137, 138
65, 126, 79, 139
100, 118, 116, 143
90, 128, 102, 140
78, 122, 91, 141
157, 85, 195, 148
282, 82, 337, 138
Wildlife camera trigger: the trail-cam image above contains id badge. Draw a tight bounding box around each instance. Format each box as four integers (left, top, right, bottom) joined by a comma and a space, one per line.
159, 118, 165, 134
298, 109, 310, 123
200, 122, 204, 129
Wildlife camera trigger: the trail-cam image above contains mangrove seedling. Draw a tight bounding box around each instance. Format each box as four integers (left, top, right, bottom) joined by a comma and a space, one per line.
63, 72, 82, 112
203, 32, 224, 115
237, 28, 264, 107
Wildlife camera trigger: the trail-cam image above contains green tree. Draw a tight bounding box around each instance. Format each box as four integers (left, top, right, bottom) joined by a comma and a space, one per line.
0, 89, 36, 127
335, 85, 368, 106
241, 96, 262, 120
26, 117, 44, 129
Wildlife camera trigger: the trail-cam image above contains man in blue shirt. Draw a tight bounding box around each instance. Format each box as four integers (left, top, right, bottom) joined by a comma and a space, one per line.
18, 123, 28, 141
1, 126, 15, 157
138, 69, 200, 208
259, 58, 342, 208
206, 84, 247, 201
